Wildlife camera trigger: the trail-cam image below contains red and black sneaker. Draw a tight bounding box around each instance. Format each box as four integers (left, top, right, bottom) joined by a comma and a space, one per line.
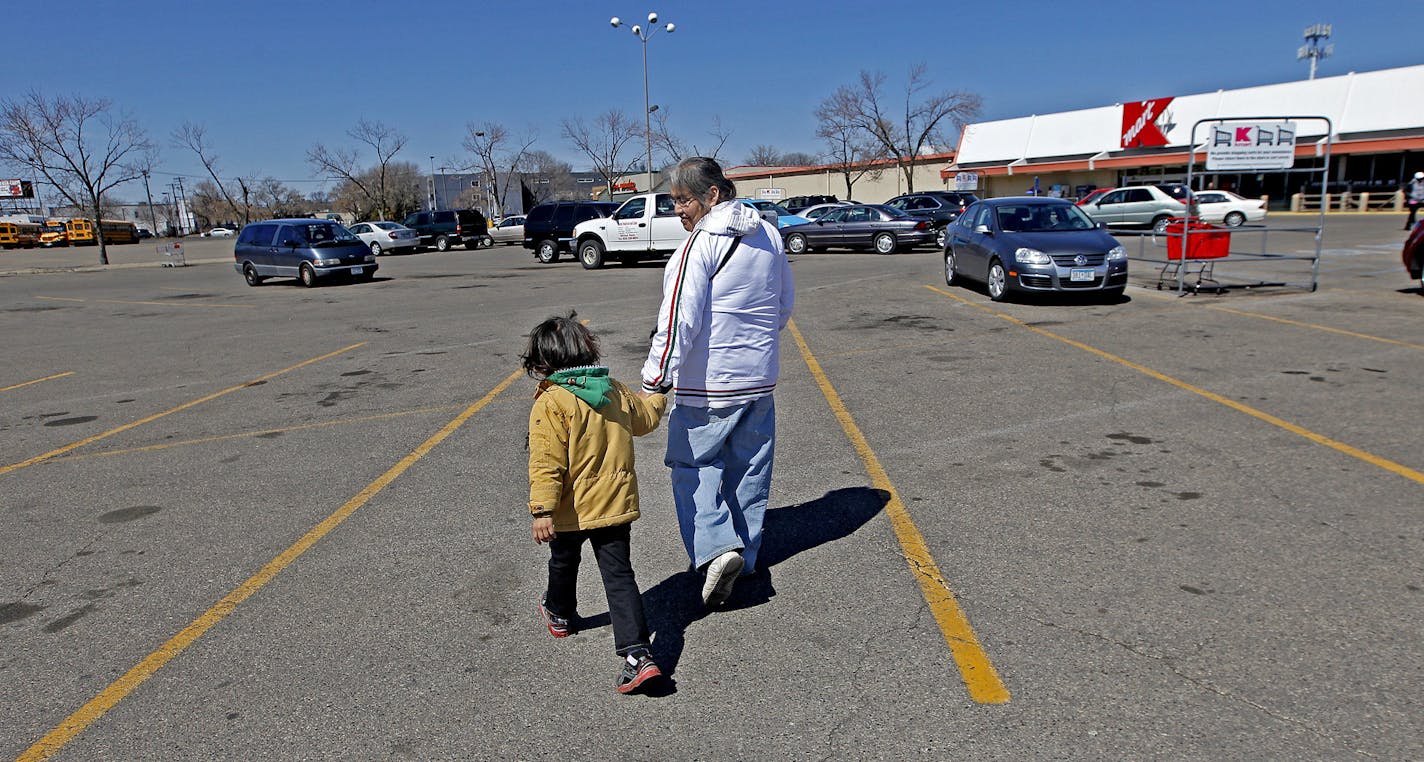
615, 649, 662, 694
538, 601, 571, 638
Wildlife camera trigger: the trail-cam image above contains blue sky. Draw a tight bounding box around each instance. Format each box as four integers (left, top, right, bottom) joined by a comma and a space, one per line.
5, 0, 1419, 200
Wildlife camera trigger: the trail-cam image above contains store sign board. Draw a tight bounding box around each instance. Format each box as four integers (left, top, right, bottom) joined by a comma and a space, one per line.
2, 179, 34, 199
1121, 98, 1174, 148
758, 187, 784, 200
952, 172, 979, 191
1205, 122, 1297, 170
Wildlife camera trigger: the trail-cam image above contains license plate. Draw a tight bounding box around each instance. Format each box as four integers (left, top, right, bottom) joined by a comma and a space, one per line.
351, 266, 364, 275
1069, 268, 1094, 282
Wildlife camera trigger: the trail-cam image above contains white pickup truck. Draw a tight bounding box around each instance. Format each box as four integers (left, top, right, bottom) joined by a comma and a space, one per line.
571, 192, 689, 269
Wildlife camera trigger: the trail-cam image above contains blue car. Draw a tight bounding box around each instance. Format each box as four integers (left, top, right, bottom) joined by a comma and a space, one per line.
943, 197, 1127, 301
738, 199, 811, 229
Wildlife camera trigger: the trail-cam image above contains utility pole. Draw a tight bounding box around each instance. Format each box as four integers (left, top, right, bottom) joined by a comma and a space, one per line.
141, 170, 159, 238
1298, 24, 1333, 80
175, 177, 189, 235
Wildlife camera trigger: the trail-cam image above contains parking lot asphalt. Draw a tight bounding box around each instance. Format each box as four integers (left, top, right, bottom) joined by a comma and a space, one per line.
1, 215, 1420, 759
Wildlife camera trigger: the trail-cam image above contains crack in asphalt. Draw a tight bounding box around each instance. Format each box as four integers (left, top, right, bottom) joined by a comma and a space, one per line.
0, 532, 105, 617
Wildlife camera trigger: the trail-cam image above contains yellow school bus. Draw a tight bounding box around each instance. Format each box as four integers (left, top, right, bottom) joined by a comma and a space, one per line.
64, 218, 95, 245
99, 219, 139, 244
0, 220, 41, 249
39, 219, 69, 246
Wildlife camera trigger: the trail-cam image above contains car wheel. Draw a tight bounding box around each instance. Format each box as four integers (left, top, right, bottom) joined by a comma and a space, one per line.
579, 239, 605, 269
874, 232, 897, 255
1151, 216, 1172, 235
242, 263, 263, 287
786, 233, 807, 255
299, 263, 317, 288
536, 239, 558, 264
943, 250, 958, 287
370, 242, 383, 256
435, 235, 450, 252
1223, 211, 1246, 227
935, 227, 948, 249
987, 259, 1009, 302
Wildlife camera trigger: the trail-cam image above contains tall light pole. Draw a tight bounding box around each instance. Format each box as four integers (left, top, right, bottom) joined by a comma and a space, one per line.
611, 12, 675, 194
429, 155, 438, 210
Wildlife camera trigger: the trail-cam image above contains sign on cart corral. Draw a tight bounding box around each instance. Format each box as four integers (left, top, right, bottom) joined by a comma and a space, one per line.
952, 172, 979, 191
1206, 121, 1297, 170
758, 187, 784, 200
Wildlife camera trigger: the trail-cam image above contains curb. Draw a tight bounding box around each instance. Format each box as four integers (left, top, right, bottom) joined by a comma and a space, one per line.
0, 257, 232, 277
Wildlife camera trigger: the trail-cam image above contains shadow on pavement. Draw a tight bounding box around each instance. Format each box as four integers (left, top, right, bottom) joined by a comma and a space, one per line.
625, 486, 890, 695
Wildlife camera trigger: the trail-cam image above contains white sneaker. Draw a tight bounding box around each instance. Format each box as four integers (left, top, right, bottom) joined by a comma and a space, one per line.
702, 551, 744, 607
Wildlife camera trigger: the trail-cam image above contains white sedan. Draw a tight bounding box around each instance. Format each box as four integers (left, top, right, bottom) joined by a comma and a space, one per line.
206, 227, 235, 238
1194, 190, 1267, 227
348, 221, 421, 255
489, 215, 526, 245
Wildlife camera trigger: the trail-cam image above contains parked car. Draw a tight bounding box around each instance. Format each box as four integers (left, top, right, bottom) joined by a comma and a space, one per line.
233, 219, 376, 288
523, 200, 619, 263
489, 215, 526, 245
1404, 219, 1424, 290
348, 221, 421, 256
884, 191, 980, 248
780, 204, 935, 254
943, 198, 1127, 301
136, 227, 154, 239
1075, 188, 1115, 206
400, 209, 491, 251
1192, 190, 1267, 227
798, 202, 851, 221
206, 227, 235, 238
777, 194, 839, 215
1078, 185, 1192, 233
736, 199, 812, 229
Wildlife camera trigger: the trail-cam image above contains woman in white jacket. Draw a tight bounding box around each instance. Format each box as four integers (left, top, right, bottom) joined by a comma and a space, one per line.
641, 157, 794, 608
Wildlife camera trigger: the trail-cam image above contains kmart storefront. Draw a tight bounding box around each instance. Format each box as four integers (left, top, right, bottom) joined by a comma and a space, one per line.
944, 65, 1424, 211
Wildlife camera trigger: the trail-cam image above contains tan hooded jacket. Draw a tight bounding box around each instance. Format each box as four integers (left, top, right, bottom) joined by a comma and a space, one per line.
527, 379, 667, 532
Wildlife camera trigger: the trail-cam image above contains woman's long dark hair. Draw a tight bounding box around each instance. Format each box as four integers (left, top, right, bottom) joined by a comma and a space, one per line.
521, 311, 601, 378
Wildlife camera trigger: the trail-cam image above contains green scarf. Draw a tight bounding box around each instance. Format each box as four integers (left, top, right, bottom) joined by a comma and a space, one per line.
547, 366, 612, 408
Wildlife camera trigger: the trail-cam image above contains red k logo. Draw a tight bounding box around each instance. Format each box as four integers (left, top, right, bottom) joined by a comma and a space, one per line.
1121, 98, 1175, 148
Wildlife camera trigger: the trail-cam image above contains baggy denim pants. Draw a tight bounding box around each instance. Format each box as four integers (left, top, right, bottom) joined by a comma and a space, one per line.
665, 395, 776, 574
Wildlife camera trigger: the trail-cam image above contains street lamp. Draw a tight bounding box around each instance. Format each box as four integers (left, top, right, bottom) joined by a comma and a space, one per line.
430, 155, 438, 210
610, 11, 675, 195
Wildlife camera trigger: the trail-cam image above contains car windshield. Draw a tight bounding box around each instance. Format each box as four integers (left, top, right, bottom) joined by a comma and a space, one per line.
374, 222, 402, 230
300, 223, 359, 246
875, 205, 910, 219
995, 204, 1097, 232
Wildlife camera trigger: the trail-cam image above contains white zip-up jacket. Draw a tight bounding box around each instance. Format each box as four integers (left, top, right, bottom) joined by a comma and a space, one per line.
641, 200, 794, 407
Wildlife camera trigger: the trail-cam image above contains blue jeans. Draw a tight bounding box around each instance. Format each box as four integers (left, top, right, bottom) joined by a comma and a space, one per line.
665, 395, 776, 574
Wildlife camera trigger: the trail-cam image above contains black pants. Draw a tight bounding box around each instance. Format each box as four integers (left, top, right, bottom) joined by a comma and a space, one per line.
544, 523, 650, 655
1408, 202, 1421, 228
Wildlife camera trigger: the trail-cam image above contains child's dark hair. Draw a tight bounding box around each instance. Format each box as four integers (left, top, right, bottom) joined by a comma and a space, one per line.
521, 311, 601, 378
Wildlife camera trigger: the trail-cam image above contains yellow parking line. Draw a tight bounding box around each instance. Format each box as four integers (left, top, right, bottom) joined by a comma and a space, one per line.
1, 371, 73, 393
46, 405, 466, 463
1136, 291, 1424, 351
925, 285, 1424, 486
787, 319, 1010, 704
17, 368, 523, 761
0, 343, 366, 476
34, 296, 256, 310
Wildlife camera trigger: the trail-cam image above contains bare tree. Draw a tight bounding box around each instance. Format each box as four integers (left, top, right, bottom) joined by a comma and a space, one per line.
646, 110, 731, 173
561, 110, 641, 200
331, 160, 424, 222
172, 121, 250, 225
828, 64, 980, 192
745, 144, 782, 166
517, 150, 577, 204
307, 119, 408, 220
815, 93, 889, 199
462, 122, 537, 218
0, 91, 154, 264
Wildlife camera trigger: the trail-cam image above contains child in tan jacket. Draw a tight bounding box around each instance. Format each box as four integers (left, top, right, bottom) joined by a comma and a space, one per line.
522, 313, 667, 693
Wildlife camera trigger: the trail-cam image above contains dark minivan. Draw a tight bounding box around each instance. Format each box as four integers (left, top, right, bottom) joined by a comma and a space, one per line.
522, 201, 619, 263
401, 209, 491, 251
234, 219, 376, 287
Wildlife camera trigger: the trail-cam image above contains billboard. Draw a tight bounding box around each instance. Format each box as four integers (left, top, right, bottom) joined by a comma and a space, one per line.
1, 179, 35, 199
1205, 122, 1298, 170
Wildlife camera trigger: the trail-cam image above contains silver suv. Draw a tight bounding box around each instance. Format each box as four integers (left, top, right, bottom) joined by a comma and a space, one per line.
1080, 184, 1191, 233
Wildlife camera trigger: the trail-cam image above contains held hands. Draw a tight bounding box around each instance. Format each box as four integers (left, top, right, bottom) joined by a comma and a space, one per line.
532, 516, 555, 544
